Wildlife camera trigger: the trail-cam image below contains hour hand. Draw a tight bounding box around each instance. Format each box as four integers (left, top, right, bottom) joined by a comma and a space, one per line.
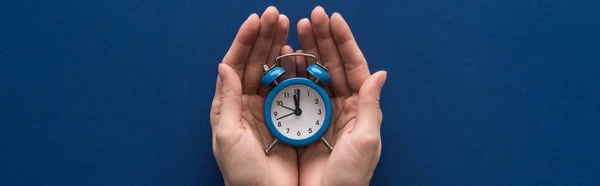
280, 104, 295, 111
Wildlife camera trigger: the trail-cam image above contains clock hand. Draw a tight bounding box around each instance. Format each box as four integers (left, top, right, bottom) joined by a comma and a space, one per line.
292, 94, 302, 116
280, 105, 295, 111
276, 112, 295, 120
293, 94, 299, 110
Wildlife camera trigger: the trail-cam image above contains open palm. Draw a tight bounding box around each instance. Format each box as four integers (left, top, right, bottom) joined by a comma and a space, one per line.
295, 7, 387, 186
209, 7, 299, 186
210, 6, 386, 186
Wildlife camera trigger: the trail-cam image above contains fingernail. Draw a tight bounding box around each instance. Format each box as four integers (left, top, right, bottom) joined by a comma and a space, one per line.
300, 18, 310, 24
248, 13, 258, 20
313, 6, 325, 14
330, 13, 340, 28
279, 14, 289, 27
378, 71, 387, 88
218, 64, 225, 82
266, 6, 277, 12
279, 14, 288, 19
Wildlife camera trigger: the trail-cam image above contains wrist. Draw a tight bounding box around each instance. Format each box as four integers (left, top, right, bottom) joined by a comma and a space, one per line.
224, 175, 298, 186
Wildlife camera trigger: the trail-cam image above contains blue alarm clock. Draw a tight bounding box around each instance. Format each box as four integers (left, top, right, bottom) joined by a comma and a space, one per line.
261, 53, 334, 155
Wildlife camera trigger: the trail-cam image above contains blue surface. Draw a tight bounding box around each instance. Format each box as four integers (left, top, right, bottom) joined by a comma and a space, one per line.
1, 0, 600, 185
264, 78, 332, 147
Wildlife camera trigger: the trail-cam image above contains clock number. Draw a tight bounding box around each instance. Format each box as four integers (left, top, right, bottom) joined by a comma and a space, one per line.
309, 128, 313, 133
273, 112, 278, 117
315, 99, 319, 104
318, 109, 322, 115
278, 121, 281, 127
294, 89, 300, 95
284, 92, 289, 98
316, 120, 320, 125
277, 101, 283, 106
286, 128, 290, 134
307, 91, 310, 97
297, 131, 301, 136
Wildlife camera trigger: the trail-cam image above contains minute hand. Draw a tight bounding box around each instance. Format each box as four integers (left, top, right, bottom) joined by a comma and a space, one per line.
293, 94, 299, 110
276, 112, 294, 120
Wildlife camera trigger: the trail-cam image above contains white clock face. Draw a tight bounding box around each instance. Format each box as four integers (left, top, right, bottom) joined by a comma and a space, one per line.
270, 84, 326, 140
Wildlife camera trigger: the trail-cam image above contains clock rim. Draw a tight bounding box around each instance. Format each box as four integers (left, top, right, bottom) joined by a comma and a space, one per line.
264, 77, 332, 147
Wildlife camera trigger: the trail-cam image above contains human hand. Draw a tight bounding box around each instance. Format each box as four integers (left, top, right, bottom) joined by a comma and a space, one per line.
295, 7, 387, 186
209, 6, 299, 186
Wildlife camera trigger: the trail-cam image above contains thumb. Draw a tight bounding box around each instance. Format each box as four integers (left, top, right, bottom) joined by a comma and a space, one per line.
354, 71, 387, 135
217, 63, 243, 129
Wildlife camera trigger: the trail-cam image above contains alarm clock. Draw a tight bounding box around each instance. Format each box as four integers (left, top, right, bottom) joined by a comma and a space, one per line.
261, 53, 334, 155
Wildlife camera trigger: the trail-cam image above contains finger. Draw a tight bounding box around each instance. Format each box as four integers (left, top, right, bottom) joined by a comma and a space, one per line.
354, 71, 387, 136
330, 13, 371, 92
295, 49, 308, 78
217, 63, 244, 129
311, 6, 352, 96
210, 76, 222, 129
222, 13, 260, 79
280, 45, 296, 79
297, 18, 319, 68
266, 14, 290, 68
242, 6, 280, 95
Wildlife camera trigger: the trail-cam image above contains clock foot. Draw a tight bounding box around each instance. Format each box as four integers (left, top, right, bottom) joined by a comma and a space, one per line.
264, 138, 279, 156
321, 137, 334, 152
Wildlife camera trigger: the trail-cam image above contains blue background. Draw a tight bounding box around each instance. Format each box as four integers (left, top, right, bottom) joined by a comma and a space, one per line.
1, 0, 599, 185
